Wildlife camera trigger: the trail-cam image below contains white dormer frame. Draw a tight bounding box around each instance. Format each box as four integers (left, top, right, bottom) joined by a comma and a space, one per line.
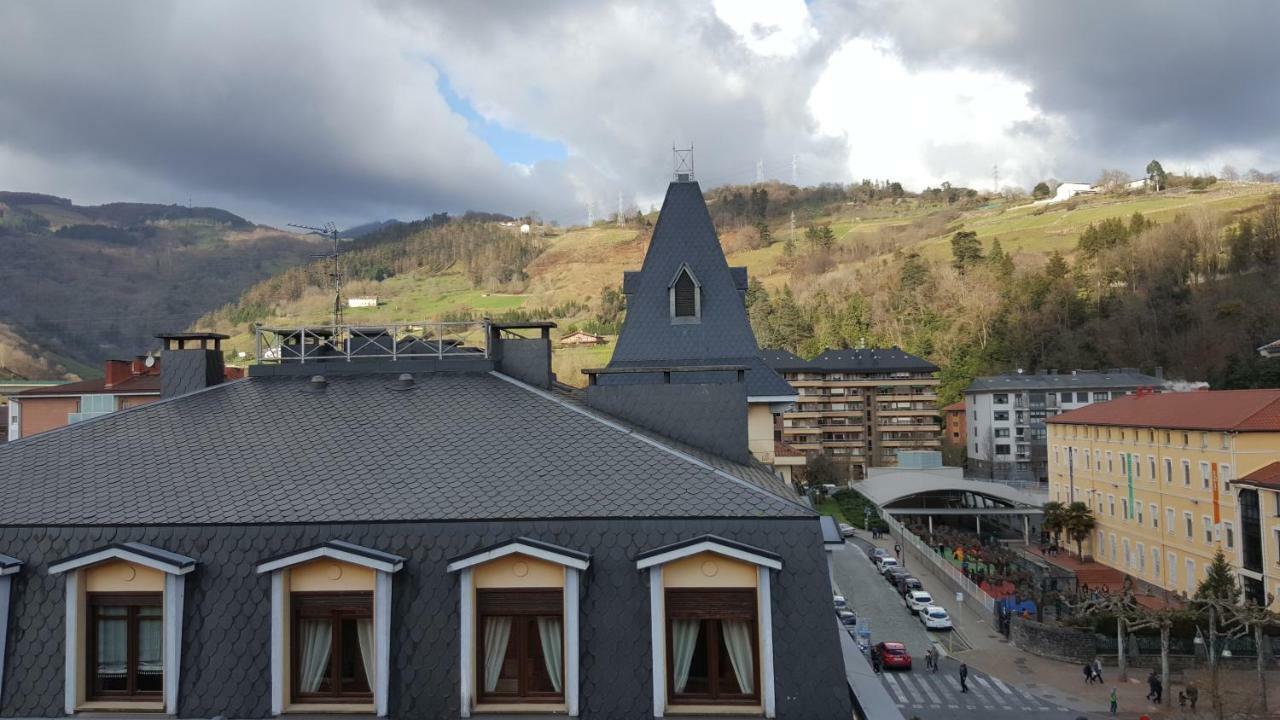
0, 553, 21, 706
448, 538, 591, 718
49, 543, 195, 715
668, 264, 702, 323
255, 540, 405, 717
636, 536, 781, 718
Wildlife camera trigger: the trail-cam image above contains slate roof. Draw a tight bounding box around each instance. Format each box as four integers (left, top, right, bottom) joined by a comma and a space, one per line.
762, 347, 938, 373
608, 180, 793, 399
1047, 389, 1280, 432
966, 369, 1164, 393
0, 370, 810, 526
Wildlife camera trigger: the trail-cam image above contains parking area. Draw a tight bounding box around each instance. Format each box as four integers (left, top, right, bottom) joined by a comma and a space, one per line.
828, 540, 938, 659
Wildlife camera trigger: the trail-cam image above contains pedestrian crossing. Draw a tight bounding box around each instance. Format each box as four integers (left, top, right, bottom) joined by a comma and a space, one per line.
880, 667, 1070, 713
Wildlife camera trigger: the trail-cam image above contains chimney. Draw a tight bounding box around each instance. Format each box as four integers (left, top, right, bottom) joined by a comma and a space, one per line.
487, 321, 556, 389
156, 332, 230, 399
104, 360, 132, 389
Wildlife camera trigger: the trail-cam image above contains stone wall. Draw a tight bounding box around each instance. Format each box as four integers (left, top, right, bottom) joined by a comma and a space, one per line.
1010, 616, 1097, 664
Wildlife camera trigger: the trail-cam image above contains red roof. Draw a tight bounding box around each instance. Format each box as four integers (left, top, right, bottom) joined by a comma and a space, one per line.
15, 374, 161, 397
773, 442, 805, 457
1238, 462, 1280, 489
1047, 389, 1280, 432
942, 401, 965, 412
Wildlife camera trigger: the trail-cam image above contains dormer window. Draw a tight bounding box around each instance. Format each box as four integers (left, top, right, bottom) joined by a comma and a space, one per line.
669, 265, 701, 323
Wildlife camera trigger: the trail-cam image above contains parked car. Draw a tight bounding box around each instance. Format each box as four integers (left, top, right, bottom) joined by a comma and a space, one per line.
873, 641, 912, 670
920, 605, 953, 630
877, 556, 898, 572
896, 576, 923, 596
884, 566, 910, 585
870, 547, 890, 563
905, 590, 933, 613
838, 609, 857, 626
833, 595, 848, 610
839, 523, 856, 537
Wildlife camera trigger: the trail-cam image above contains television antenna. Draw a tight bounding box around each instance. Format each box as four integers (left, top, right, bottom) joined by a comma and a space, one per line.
673, 144, 694, 181
289, 221, 347, 327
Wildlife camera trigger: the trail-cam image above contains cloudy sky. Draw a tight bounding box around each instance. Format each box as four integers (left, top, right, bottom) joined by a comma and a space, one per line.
2, 0, 1278, 227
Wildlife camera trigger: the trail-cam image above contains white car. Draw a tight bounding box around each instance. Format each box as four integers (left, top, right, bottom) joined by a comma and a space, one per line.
905, 590, 933, 613
839, 523, 856, 537
920, 605, 953, 630
878, 556, 898, 572
833, 594, 848, 610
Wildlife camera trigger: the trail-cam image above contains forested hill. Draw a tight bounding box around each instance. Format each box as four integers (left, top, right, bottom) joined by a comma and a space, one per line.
201, 178, 1280, 398
0, 193, 322, 379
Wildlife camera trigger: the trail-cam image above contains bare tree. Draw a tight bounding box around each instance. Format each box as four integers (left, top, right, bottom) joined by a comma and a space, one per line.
1096, 169, 1132, 194
1220, 165, 1240, 182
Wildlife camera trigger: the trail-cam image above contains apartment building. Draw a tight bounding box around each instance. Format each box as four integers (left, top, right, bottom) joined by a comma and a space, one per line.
1047, 389, 1280, 607
966, 369, 1165, 483
762, 347, 941, 480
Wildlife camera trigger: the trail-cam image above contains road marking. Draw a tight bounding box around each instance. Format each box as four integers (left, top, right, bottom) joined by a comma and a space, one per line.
893, 673, 922, 704
987, 675, 1015, 695
910, 673, 942, 704
882, 673, 909, 703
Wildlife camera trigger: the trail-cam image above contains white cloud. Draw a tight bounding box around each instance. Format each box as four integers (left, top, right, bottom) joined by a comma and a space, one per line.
808, 38, 1067, 190
711, 0, 818, 58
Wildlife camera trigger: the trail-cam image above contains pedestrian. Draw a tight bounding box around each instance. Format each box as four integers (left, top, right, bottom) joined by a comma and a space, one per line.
1146, 671, 1158, 701
1083, 663, 1094, 684
1153, 676, 1162, 704
871, 649, 881, 675
1092, 657, 1104, 683
1178, 690, 1186, 708
1110, 687, 1118, 715
1186, 684, 1198, 710
959, 663, 969, 693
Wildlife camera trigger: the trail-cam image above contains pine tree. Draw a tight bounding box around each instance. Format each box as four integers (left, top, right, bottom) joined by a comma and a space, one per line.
819, 224, 836, 251
950, 230, 983, 273
1195, 547, 1239, 601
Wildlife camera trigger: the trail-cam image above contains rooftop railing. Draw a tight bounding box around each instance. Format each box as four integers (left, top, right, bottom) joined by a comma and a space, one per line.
253, 320, 490, 364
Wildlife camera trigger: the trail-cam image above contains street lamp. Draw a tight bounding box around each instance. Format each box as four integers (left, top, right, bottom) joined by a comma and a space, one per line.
863, 507, 871, 531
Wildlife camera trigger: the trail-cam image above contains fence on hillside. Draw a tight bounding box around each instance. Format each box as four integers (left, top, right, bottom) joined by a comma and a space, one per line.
879, 511, 997, 620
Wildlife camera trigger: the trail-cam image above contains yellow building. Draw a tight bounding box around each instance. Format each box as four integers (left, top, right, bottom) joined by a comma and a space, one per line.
1046, 389, 1280, 606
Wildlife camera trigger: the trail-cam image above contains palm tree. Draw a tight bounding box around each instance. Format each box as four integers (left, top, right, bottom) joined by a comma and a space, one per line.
1062, 501, 1096, 562
1042, 500, 1067, 546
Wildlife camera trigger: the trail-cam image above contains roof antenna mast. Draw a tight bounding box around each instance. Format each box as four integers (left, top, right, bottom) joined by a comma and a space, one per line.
289, 221, 346, 327
673, 144, 694, 182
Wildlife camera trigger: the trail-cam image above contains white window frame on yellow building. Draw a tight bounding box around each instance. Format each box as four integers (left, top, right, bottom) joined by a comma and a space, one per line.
48, 542, 195, 715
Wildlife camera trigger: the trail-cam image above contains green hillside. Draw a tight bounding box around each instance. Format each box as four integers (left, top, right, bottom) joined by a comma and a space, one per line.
200, 180, 1280, 392
0, 193, 321, 378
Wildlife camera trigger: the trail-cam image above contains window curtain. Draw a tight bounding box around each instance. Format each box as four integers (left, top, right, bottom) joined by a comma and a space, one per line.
298, 619, 333, 693
136, 614, 164, 679
356, 618, 376, 691
482, 616, 513, 693
96, 616, 128, 679
536, 617, 563, 693
671, 619, 701, 693
721, 620, 755, 694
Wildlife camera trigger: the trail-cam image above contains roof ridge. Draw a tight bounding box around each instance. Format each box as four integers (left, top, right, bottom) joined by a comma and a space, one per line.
1237, 394, 1280, 430
488, 370, 812, 514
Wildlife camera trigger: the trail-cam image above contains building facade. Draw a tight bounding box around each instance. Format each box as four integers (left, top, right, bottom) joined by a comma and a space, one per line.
762, 348, 941, 481
0, 177, 850, 719
1047, 389, 1280, 607
965, 369, 1165, 484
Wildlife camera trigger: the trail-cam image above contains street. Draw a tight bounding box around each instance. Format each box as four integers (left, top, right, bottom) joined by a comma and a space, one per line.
829, 538, 1084, 719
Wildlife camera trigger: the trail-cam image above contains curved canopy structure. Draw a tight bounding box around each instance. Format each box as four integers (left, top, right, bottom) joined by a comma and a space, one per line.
855, 467, 1046, 513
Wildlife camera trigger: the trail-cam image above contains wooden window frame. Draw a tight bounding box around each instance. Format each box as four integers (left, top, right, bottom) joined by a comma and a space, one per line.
290, 591, 373, 704
664, 588, 760, 706
476, 588, 564, 704
85, 592, 163, 701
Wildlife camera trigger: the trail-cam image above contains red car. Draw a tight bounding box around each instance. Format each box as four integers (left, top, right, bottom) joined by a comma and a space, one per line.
873, 641, 913, 670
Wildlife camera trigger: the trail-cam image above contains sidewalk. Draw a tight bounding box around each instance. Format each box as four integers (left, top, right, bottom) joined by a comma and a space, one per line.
857, 529, 1179, 717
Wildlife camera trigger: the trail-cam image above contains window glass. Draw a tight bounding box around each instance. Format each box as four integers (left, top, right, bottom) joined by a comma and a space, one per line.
478, 590, 563, 701
1093, 392, 1109, 402
80, 395, 116, 414
88, 593, 162, 699
993, 411, 1009, 421
292, 593, 374, 702
993, 394, 1008, 404
667, 589, 757, 703
995, 444, 1010, 455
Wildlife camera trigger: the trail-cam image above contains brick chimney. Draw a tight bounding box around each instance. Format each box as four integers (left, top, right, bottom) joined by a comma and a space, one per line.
157, 332, 230, 399
104, 360, 132, 389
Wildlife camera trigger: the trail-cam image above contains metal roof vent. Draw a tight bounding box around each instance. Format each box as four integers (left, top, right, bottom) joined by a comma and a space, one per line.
390, 373, 415, 391
302, 375, 328, 393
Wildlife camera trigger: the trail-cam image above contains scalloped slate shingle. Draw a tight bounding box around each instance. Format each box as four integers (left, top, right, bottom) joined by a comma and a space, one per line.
0, 371, 808, 526
0, 519, 850, 719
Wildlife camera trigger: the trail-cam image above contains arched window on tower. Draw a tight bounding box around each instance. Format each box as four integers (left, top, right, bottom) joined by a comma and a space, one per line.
669, 265, 701, 323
